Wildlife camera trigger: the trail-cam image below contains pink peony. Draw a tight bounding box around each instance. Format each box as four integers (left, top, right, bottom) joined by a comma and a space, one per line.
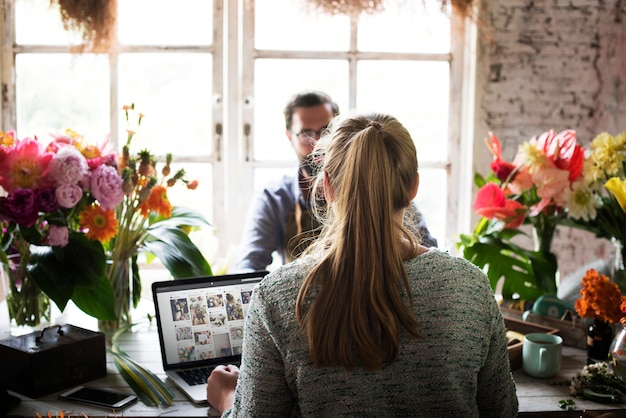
48, 145, 88, 185
0, 137, 53, 192
55, 183, 83, 208
90, 164, 124, 210
47, 224, 69, 247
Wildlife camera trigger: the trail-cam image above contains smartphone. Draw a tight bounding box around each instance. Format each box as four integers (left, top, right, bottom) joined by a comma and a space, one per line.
59, 386, 138, 409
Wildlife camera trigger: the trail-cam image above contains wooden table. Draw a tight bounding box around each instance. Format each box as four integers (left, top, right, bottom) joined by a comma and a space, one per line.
3, 311, 626, 417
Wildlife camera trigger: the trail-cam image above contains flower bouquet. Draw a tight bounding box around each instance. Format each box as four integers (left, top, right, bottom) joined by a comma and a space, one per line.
0, 104, 212, 325
457, 129, 584, 300
563, 130, 626, 289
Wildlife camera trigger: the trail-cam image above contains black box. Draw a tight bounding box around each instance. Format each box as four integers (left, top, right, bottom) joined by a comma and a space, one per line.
0, 324, 106, 398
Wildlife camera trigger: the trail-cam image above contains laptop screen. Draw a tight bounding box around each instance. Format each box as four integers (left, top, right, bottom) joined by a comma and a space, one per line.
152, 271, 267, 370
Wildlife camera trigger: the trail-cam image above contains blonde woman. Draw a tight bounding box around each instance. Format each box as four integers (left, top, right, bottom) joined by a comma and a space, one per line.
208, 113, 518, 417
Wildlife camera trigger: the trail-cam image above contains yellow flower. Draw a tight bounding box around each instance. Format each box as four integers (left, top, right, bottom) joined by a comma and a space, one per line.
520, 141, 549, 173
0, 130, 15, 147
605, 177, 626, 211
79, 204, 119, 243
590, 131, 626, 178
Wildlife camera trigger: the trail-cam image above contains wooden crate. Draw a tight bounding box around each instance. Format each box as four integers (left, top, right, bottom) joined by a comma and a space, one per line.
502, 306, 589, 349
505, 317, 560, 370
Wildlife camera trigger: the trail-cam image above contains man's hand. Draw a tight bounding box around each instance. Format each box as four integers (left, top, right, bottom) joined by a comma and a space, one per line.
207, 364, 240, 413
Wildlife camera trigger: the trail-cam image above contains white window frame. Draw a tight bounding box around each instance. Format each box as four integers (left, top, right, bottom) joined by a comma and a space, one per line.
1, 0, 475, 260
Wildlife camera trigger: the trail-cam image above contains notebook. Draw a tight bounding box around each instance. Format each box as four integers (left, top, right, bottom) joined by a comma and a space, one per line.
152, 271, 268, 403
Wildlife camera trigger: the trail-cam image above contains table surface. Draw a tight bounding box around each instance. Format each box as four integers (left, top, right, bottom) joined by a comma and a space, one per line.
3, 308, 626, 417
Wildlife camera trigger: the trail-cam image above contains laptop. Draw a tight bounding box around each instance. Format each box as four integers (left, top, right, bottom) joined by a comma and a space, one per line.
152, 271, 268, 403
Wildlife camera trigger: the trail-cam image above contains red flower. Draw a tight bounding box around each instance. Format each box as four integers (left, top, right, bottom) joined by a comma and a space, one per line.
486, 132, 517, 182
473, 183, 527, 227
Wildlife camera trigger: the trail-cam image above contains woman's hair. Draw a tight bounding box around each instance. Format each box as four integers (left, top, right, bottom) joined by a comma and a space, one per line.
296, 112, 421, 371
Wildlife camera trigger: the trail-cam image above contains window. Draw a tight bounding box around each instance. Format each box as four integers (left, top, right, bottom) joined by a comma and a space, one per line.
1, 0, 469, 271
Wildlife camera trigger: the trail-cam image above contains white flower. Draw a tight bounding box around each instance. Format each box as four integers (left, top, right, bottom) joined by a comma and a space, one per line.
563, 179, 598, 221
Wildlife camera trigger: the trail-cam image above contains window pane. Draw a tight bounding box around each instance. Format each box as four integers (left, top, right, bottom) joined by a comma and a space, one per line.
167, 162, 213, 225
118, 53, 213, 157
16, 54, 109, 139
253, 59, 349, 161
356, 61, 449, 161
255, 0, 349, 51
358, 3, 451, 53
118, 0, 213, 45
413, 168, 447, 249
16, 0, 81, 45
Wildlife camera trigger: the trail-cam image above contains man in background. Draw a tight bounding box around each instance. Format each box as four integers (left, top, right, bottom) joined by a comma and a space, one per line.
231, 90, 437, 273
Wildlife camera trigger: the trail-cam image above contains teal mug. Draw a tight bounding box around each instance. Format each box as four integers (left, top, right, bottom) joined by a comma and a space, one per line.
522, 333, 563, 378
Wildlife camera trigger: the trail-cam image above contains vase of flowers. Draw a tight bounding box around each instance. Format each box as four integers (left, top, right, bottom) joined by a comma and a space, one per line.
458, 129, 584, 301
1, 254, 51, 330
0, 105, 213, 331
575, 269, 624, 364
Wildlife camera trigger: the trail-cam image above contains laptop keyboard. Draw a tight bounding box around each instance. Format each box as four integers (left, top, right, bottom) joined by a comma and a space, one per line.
177, 362, 241, 386
177, 367, 215, 386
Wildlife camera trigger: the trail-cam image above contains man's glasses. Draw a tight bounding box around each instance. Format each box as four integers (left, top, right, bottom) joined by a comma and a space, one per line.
293, 126, 328, 143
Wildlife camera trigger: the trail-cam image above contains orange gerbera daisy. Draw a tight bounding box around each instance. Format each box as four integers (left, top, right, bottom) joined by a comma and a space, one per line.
79, 204, 118, 243
138, 185, 172, 218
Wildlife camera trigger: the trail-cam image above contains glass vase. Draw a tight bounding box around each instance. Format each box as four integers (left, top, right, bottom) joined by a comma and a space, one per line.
1, 259, 51, 334
610, 323, 626, 380
587, 319, 614, 364
97, 258, 132, 334
610, 237, 626, 294
531, 221, 559, 294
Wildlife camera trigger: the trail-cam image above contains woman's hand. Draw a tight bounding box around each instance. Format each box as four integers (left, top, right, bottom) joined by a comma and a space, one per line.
207, 364, 240, 413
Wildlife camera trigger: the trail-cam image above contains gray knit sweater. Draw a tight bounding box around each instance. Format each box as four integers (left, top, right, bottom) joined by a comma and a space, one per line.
222, 249, 518, 417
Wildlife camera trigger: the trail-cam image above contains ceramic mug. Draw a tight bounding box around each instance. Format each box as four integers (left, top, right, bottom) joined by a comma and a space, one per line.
522, 333, 563, 378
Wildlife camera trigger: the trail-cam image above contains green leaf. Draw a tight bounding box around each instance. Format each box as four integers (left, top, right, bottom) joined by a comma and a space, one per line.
143, 226, 212, 278
71, 275, 117, 320
131, 255, 142, 308
110, 326, 174, 407
460, 231, 555, 301
28, 232, 116, 319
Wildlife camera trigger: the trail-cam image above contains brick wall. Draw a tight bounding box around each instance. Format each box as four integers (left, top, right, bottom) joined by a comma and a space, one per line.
472, 0, 626, 278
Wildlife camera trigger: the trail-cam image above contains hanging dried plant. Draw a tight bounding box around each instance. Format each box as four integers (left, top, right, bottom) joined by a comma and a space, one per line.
303, 0, 385, 16
301, 0, 475, 18
51, 0, 117, 53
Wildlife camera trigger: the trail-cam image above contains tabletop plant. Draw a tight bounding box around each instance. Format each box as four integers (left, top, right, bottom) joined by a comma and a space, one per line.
0, 104, 212, 327
457, 129, 584, 301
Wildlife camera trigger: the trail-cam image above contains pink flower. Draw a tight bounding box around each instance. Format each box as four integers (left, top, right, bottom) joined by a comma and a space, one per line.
533, 167, 571, 206
46, 135, 75, 153
90, 164, 124, 210
47, 224, 69, 247
0, 137, 53, 192
48, 145, 88, 185
55, 183, 83, 208
537, 129, 584, 182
